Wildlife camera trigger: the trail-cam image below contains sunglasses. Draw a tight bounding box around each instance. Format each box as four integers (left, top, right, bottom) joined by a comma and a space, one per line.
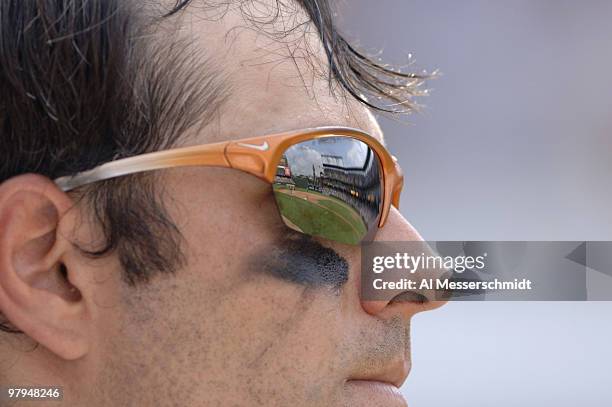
55, 127, 403, 245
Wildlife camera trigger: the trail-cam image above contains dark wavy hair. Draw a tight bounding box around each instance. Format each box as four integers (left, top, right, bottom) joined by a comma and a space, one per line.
0, 0, 429, 333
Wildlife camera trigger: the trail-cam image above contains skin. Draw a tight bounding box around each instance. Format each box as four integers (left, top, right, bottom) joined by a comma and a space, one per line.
0, 1, 445, 406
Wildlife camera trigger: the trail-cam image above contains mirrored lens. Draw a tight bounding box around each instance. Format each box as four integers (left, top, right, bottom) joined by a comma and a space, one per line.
273, 136, 383, 245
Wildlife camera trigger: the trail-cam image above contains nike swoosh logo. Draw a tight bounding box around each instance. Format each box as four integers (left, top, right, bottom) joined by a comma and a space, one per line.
237, 141, 269, 151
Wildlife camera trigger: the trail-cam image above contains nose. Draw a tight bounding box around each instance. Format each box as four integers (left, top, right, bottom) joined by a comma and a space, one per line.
360, 207, 448, 319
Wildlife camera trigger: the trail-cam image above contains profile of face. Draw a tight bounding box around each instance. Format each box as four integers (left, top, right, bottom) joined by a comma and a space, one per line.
0, 1, 445, 406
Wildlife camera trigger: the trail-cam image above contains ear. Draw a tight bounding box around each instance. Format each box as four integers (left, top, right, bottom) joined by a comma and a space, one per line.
0, 174, 90, 360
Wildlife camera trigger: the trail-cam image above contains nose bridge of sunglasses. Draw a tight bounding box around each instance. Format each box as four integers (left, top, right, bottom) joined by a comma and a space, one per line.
391, 155, 404, 207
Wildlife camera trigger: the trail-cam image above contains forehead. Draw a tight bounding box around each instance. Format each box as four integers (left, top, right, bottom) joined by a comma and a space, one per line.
166, 1, 385, 146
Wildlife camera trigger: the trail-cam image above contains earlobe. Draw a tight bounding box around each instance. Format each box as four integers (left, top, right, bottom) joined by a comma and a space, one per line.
0, 174, 90, 360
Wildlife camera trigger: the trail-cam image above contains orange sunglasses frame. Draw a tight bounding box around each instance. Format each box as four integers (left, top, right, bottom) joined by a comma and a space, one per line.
55, 126, 404, 228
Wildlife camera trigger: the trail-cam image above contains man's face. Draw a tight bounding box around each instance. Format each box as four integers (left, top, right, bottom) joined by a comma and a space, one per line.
60, 3, 444, 406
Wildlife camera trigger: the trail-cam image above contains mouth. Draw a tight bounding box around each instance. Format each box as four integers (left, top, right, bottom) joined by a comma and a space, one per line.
345, 359, 411, 406
344, 380, 407, 407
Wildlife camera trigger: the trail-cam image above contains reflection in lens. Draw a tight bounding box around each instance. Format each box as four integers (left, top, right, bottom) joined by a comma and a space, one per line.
273, 136, 383, 245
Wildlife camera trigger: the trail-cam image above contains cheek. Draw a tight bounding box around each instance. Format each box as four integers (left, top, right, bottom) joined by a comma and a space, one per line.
149, 168, 360, 403
119, 251, 347, 405
201, 284, 348, 404
168, 167, 286, 264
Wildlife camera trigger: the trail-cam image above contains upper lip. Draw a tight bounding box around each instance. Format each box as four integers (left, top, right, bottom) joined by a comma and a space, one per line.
348, 357, 411, 388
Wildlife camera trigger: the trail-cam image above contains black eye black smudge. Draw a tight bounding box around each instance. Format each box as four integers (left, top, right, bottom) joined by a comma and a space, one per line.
254, 232, 349, 289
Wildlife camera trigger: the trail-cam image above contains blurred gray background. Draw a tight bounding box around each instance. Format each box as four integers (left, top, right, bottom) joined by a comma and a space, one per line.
341, 1, 612, 406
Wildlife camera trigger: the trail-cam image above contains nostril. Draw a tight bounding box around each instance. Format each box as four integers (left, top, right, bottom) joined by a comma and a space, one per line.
389, 291, 428, 304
